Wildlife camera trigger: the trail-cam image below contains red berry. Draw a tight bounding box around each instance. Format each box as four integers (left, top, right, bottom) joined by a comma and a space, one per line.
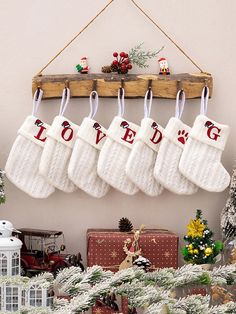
121, 63, 127, 69
120, 52, 125, 58
127, 64, 132, 69
125, 53, 129, 58
113, 52, 118, 57
124, 59, 129, 65
112, 60, 119, 65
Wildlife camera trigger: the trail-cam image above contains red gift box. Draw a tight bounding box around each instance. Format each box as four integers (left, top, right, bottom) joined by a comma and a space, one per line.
92, 300, 120, 314
87, 229, 178, 271
92, 305, 118, 314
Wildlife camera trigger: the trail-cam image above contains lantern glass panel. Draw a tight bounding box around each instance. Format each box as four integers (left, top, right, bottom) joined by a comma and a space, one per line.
0, 253, 8, 276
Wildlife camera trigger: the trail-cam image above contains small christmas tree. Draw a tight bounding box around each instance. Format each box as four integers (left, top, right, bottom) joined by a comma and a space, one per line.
0, 170, 6, 204
182, 209, 223, 264
221, 167, 236, 239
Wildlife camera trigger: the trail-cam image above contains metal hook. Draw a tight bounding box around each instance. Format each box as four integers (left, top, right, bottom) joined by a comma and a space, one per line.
177, 80, 184, 97
176, 80, 185, 104
203, 79, 209, 97
119, 78, 125, 98
177, 80, 183, 92
64, 80, 69, 97
35, 82, 42, 101
64, 80, 69, 88
147, 79, 152, 100
92, 79, 97, 99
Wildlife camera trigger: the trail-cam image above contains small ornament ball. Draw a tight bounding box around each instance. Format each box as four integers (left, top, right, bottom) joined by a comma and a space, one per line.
204, 247, 213, 256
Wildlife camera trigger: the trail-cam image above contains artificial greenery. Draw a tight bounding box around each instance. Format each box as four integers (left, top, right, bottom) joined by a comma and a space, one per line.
3, 264, 236, 314
52, 265, 236, 314
182, 209, 223, 264
0, 170, 6, 204
128, 43, 164, 68
221, 167, 236, 238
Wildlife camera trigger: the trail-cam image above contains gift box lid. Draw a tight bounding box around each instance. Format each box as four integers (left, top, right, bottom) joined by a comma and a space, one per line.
87, 228, 178, 237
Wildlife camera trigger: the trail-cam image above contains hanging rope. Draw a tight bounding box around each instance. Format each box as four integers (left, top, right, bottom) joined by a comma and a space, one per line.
36, 0, 204, 76
130, 0, 204, 72
36, 0, 115, 75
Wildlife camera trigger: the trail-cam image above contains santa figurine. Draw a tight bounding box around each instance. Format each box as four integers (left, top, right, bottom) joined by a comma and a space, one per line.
76, 57, 90, 74
158, 57, 170, 75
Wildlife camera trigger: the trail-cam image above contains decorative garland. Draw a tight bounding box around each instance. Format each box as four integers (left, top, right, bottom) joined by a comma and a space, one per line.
0, 272, 54, 289
2, 265, 236, 314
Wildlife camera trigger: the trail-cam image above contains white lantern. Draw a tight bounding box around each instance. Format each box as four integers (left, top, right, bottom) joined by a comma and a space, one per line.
0, 220, 22, 276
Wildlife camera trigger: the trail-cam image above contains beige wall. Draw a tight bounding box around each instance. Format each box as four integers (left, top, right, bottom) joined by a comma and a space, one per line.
0, 0, 236, 264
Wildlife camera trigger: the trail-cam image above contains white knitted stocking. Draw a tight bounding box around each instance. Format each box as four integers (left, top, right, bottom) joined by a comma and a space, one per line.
68, 92, 109, 197
154, 91, 198, 195
179, 87, 230, 192
5, 90, 55, 198
97, 89, 139, 195
39, 88, 78, 192
126, 90, 164, 196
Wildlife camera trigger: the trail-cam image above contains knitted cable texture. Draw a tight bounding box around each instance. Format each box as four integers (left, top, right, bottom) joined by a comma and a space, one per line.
68, 138, 109, 197
98, 137, 139, 195
179, 138, 230, 192
154, 137, 198, 195
126, 141, 163, 196
5, 135, 55, 198
39, 139, 76, 193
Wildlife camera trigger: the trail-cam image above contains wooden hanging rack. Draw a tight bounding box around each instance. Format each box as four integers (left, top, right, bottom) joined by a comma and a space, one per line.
32, 0, 213, 100
32, 73, 213, 99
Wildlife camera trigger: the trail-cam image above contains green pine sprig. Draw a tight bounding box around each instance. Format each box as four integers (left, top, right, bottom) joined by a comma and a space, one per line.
128, 43, 164, 68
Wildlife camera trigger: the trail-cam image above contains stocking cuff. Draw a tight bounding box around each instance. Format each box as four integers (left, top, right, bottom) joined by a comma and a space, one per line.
164, 117, 191, 149
107, 116, 139, 149
77, 117, 107, 150
189, 115, 230, 151
47, 116, 79, 149
136, 118, 164, 152
18, 115, 49, 148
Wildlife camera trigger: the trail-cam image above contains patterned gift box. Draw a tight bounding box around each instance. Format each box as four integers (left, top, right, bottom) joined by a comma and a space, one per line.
92, 305, 119, 314
92, 299, 120, 314
87, 229, 178, 271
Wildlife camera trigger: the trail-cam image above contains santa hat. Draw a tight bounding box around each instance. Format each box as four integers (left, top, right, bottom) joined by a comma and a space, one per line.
35, 119, 43, 127
158, 57, 166, 62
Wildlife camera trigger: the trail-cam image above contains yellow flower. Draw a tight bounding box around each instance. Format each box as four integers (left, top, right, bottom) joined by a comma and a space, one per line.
193, 249, 199, 254
204, 247, 213, 256
188, 244, 193, 250
187, 218, 205, 238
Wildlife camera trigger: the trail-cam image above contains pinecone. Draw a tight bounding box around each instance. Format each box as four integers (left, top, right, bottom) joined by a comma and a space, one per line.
133, 256, 151, 271
110, 63, 118, 72
119, 217, 133, 232
101, 65, 112, 73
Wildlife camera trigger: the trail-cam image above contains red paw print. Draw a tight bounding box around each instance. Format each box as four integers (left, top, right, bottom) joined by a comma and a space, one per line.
177, 130, 188, 144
